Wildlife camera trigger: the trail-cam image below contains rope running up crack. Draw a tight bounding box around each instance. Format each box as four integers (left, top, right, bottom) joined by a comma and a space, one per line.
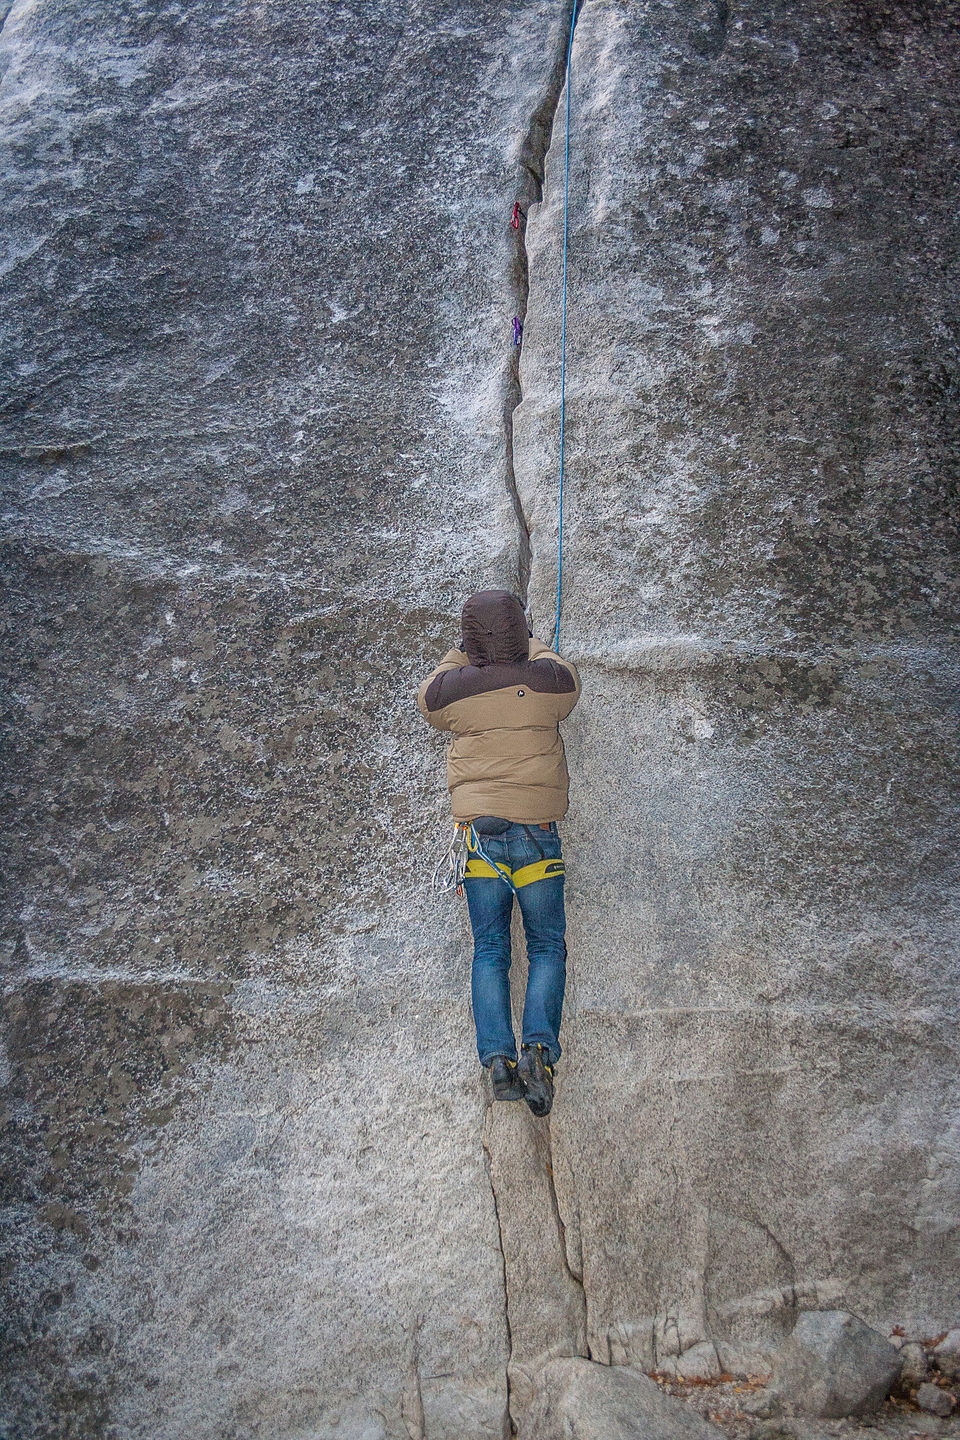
551, 0, 578, 655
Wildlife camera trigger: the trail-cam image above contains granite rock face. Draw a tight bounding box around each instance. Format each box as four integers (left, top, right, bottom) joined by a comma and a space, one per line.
0, 1, 577, 1435
514, 0, 960, 1381
1, 0, 958, 1438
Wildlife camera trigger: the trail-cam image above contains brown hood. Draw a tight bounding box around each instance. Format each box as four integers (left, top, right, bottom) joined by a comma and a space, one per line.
461, 590, 530, 667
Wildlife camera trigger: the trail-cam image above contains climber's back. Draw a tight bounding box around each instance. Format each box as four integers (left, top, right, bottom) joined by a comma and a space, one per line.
416, 590, 581, 824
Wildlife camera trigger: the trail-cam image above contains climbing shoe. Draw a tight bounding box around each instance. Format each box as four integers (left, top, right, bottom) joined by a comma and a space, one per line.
488, 1056, 525, 1102
518, 1044, 555, 1118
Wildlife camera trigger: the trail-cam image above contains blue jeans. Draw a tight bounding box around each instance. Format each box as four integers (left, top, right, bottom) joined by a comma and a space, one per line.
463, 821, 567, 1068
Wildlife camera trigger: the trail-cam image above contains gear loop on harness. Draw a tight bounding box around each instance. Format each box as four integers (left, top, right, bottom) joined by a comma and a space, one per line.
431, 820, 470, 896
431, 821, 520, 900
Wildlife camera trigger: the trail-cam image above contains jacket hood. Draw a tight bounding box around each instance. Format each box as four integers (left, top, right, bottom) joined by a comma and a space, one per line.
461, 589, 530, 667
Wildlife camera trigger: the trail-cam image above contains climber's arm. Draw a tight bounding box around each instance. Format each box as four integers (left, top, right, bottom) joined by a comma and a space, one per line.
416, 648, 469, 730
528, 636, 581, 714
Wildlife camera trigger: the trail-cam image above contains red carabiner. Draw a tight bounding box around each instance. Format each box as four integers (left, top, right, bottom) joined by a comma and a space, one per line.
510, 201, 521, 230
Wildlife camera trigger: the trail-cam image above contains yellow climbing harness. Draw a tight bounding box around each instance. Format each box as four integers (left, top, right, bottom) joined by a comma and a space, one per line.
431, 820, 564, 899
464, 856, 565, 886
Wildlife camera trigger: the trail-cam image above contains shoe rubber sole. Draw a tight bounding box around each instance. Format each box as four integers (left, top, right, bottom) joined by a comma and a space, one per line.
489, 1058, 525, 1102
518, 1046, 554, 1117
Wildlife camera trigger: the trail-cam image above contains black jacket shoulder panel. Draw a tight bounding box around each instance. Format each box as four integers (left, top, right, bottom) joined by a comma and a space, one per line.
423, 656, 575, 713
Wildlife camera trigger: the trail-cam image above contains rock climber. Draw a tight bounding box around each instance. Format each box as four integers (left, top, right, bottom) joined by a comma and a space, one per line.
416, 589, 581, 1118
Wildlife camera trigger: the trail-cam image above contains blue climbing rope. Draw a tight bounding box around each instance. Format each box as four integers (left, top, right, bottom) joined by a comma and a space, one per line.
552, 0, 578, 655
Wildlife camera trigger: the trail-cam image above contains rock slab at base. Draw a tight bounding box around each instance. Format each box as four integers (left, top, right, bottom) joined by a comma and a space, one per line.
525, 1358, 728, 1440
769, 1311, 901, 1418
897, 1342, 931, 1390
915, 1382, 956, 1418
934, 1333, 960, 1383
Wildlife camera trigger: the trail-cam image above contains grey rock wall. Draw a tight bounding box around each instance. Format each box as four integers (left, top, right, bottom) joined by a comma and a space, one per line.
1, 0, 957, 1437
514, 0, 960, 1382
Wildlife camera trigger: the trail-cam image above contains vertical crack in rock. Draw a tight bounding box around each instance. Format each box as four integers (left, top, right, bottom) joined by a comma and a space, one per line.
483, 1103, 590, 1434
539, 1115, 590, 1354
478, 12, 586, 1429
691, 0, 729, 59
756, 1216, 797, 1292
504, 0, 581, 608
401, 1314, 428, 1440
482, 1112, 517, 1439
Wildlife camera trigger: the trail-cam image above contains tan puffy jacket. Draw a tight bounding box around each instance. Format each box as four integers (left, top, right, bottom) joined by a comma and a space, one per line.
416, 590, 581, 824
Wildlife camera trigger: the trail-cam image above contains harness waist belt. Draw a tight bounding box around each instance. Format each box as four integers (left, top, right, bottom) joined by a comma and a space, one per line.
468, 817, 554, 833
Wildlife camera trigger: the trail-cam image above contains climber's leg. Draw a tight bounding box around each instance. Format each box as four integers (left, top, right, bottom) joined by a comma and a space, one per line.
464, 865, 517, 1066
515, 825, 567, 1067
517, 878, 566, 1064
